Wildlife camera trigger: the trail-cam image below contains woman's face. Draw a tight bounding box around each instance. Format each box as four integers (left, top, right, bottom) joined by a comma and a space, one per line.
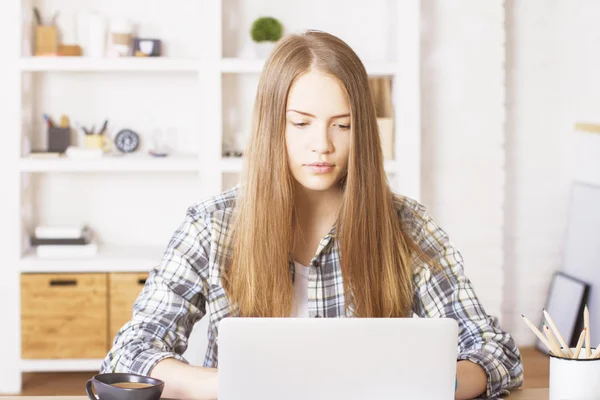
285, 70, 351, 193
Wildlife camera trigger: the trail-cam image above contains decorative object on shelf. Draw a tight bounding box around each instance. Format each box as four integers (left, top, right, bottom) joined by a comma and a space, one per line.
108, 19, 134, 57
84, 133, 105, 150
114, 129, 140, 153
45, 113, 71, 153
80, 119, 110, 152
250, 16, 283, 58
32, 224, 98, 259
133, 38, 162, 57
368, 77, 394, 160
34, 24, 58, 55
79, 12, 107, 58
149, 127, 176, 157
33, 7, 59, 56
54, 11, 83, 56
47, 126, 71, 152
58, 44, 83, 57
223, 150, 243, 158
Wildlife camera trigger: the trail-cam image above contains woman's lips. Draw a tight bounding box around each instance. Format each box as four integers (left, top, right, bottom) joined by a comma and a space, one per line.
305, 164, 334, 173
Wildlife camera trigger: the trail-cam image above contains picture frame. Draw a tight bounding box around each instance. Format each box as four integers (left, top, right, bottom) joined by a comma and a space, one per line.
536, 272, 590, 353
132, 38, 162, 57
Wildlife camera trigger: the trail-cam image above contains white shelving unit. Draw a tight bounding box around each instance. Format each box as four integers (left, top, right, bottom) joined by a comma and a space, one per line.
0, 0, 421, 392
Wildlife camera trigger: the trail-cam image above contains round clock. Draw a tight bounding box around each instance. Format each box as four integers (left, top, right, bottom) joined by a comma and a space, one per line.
114, 129, 140, 153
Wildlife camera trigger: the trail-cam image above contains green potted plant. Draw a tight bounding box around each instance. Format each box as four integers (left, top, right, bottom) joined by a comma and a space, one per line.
250, 16, 283, 58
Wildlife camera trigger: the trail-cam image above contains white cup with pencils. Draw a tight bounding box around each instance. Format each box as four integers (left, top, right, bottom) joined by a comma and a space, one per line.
522, 305, 600, 400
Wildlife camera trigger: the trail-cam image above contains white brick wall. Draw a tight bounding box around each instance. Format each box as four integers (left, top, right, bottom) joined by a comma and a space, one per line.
421, 0, 505, 319
422, 0, 599, 347
503, 0, 599, 345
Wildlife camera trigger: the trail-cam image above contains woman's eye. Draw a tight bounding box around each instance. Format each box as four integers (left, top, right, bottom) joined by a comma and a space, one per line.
292, 122, 309, 128
336, 124, 351, 130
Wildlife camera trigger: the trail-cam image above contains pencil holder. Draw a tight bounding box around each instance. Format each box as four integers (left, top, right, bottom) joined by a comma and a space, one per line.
35, 25, 58, 56
48, 126, 71, 153
85, 134, 105, 150
549, 347, 600, 400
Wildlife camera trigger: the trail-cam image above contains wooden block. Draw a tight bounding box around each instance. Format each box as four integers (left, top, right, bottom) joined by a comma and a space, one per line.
108, 272, 148, 347
21, 273, 108, 359
58, 45, 83, 57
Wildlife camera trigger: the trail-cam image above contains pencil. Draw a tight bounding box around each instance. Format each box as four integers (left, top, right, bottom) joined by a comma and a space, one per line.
543, 309, 574, 358
573, 328, 587, 359
591, 346, 600, 359
585, 305, 591, 358
521, 314, 552, 353
544, 323, 564, 357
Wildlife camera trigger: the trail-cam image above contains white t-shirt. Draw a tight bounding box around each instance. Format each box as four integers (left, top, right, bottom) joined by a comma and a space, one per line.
292, 261, 310, 317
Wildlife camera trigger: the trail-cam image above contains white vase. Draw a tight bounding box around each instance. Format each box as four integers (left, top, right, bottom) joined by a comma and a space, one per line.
239, 40, 258, 59
254, 41, 276, 59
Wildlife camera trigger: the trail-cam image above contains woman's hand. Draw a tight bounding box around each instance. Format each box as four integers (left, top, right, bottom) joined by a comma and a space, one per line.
455, 360, 487, 399
150, 358, 218, 400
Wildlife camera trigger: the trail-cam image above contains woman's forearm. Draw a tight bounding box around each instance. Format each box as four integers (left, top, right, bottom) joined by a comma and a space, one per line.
455, 360, 487, 400
150, 358, 218, 400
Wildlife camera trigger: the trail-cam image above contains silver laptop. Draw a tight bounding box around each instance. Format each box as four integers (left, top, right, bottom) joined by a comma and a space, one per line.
218, 317, 459, 400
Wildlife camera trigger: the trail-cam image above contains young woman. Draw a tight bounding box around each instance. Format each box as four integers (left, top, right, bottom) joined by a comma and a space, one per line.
101, 30, 523, 400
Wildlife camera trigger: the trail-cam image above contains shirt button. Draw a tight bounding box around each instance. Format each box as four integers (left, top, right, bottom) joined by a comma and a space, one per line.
312, 260, 320, 267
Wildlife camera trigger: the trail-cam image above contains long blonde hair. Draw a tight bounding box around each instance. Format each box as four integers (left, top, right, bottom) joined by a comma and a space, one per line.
223, 30, 423, 318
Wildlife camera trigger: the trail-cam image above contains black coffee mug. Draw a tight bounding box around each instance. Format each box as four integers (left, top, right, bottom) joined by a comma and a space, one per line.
86, 373, 164, 400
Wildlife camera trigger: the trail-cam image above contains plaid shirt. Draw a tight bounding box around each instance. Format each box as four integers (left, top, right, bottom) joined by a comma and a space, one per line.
101, 185, 523, 398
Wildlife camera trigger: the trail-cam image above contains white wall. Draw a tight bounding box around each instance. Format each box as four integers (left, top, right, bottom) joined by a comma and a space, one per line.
502, 0, 599, 346
420, 0, 505, 319
420, 0, 600, 347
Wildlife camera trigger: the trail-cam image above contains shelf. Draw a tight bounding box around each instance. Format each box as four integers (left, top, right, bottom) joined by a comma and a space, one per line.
18, 57, 398, 75
20, 359, 103, 372
18, 57, 200, 72
220, 58, 399, 76
19, 154, 200, 172
20, 245, 164, 273
221, 157, 398, 173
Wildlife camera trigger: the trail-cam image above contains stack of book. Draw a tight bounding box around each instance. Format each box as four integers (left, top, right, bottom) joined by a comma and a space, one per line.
31, 224, 98, 259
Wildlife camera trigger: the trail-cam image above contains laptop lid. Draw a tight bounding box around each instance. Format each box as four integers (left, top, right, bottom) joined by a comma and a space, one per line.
218, 317, 458, 400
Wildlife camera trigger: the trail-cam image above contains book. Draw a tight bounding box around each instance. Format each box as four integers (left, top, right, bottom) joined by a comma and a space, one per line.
30, 237, 89, 246
28, 152, 62, 159
35, 243, 98, 259
34, 224, 90, 240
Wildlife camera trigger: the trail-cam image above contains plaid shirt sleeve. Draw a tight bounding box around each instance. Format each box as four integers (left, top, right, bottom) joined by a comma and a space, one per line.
100, 206, 211, 376
411, 206, 524, 399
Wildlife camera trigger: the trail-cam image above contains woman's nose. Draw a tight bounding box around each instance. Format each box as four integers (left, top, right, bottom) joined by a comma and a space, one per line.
311, 125, 333, 154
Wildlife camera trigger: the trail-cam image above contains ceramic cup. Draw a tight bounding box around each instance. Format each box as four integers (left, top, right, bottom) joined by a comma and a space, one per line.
85, 372, 164, 400
549, 347, 600, 400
